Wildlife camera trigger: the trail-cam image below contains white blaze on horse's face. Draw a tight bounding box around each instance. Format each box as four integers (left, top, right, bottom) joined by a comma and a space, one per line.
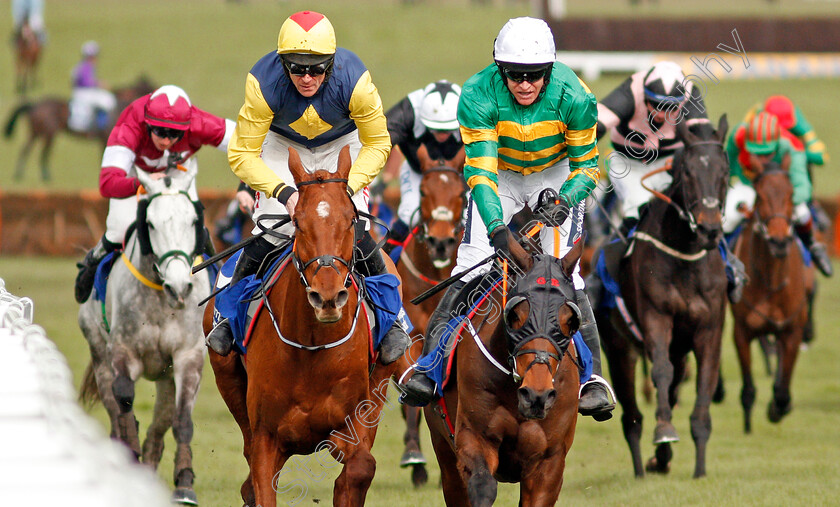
316, 201, 331, 218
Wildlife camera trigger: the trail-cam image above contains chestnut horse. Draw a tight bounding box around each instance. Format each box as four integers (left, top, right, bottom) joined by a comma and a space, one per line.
730, 157, 815, 433
424, 242, 583, 506
596, 115, 730, 478
205, 146, 394, 507
3, 75, 155, 181
395, 145, 466, 486
14, 21, 42, 96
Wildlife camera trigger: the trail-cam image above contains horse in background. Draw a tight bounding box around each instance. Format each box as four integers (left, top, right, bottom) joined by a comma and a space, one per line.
78, 166, 211, 505
395, 144, 466, 486
206, 146, 396, 507
596, 115, 730, 478
422, 233, 582, 506
13, 20, 42, 96
3, 75, 155, 182
730, 156, 815, 433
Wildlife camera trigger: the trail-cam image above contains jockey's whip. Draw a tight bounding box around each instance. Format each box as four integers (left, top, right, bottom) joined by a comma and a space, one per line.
191, 233, 260, 275
410, 252, 496, 305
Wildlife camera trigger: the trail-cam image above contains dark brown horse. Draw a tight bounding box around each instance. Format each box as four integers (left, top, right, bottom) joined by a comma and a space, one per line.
395, 145, 466, 486
3, 75, 155, 181
730, 156, 815, 433
423, 241, 582, 506
205, 146, 396, 507
596, 115, 730, 478
13, 21, 42, 96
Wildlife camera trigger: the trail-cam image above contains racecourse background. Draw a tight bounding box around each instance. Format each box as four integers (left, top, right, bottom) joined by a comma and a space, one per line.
1, 1, 839, 505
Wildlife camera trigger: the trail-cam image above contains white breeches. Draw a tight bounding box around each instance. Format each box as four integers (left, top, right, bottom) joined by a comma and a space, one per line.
607, 153, 673, 220
397, 160, 422, 226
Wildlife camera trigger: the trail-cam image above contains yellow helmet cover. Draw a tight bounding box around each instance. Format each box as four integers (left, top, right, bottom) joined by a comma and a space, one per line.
277, 11, 336, 55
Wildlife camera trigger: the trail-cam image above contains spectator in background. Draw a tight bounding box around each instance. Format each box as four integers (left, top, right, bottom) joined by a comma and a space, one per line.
68, 40, 117, 133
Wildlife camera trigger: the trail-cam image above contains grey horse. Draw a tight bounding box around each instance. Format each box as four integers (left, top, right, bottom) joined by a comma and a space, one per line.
78, 166, 210, 505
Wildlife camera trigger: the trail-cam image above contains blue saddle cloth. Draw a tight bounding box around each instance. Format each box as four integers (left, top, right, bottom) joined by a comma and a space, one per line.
93, 251, 219, 303
413, 278, 592, 397
213, 249, 411, 355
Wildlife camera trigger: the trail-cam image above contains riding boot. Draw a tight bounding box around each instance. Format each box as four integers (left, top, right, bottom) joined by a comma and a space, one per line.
357, 230, 410, 365
205, 237, 274, 356
576, 289, 616, 422
75, 236, 120, 304
797, 221, 833, 277
721, 241, 748, 303
383, 219, 411, 264
399, 280, 466, 407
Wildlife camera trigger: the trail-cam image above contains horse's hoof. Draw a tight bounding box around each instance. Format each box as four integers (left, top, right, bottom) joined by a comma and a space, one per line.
400, 449, 427, 468
645, 456, 671, 474
653, 421, 679, 444
172, 487, 198, 505
767, 399, 792, 423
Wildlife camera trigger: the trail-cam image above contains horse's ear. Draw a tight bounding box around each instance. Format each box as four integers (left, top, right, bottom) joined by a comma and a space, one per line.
676, 116, 699, 146
336, 145, 352, 180
449, 146, 466, 171
781, 152, 792, 172
715, 114, 729, 144
560, 236, 585, 279
136, 169, 157, 193
178, 163, 198, 191
288, 147, 306, 185
416, 144, 434, 172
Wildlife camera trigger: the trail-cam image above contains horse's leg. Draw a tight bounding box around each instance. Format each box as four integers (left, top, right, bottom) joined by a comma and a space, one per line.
250, 430, 281, 507
456, 428, 498, 507
170, 347, 204, 505
39, 134, 55, 182
111, 349, 143, 458
426, 414, 469, 506
209, 351, 254, 506
89, 353, 121, 438
643, 315, 679, 445
520, 450, 568, 507
400, 404, 428, 486
332, 440, 377, 507
13, 136, 36, 181
142, 376, 175, 468
768, 328, 801, 423
604, 321, 645, 477
687, 327, 723, 479
733, 320, 756, 433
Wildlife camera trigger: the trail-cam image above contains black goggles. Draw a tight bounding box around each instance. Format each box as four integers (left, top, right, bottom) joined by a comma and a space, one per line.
500, 67, 549, 84
283, 59, 331, 77
149, 125, 184, 140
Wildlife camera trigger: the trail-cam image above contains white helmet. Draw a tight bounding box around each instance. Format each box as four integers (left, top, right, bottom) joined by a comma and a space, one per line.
419, 81, 461, 131
81, 40, 100, 58
493, 17, 555, 66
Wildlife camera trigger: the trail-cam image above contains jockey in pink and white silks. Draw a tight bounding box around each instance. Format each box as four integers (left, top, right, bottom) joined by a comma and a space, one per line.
398, 17, 616, 420
74, 85, 235, 304
204, 11, 410, 364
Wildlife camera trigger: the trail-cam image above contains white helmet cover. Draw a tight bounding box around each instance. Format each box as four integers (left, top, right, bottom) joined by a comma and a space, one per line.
419, 81, 462, 130
493, 17, 556, 66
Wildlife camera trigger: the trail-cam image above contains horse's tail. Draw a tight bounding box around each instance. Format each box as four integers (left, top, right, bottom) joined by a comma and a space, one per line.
78, 361, 102, 408
4, 103, 32, 138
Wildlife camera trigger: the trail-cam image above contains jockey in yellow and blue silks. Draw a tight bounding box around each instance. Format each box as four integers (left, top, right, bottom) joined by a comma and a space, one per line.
206, 11, 410, 363
398, 17, 615, 420
724, 111, 833, 277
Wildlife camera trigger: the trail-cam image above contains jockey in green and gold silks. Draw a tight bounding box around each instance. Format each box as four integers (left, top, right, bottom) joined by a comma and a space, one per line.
459, 61, 599, 238
399, 17, 615, 421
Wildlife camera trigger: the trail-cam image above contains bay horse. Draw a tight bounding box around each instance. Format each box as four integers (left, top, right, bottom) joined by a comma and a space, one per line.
14, 20, 42, 96
423, 241, 583, 506
78, 165, 211, 505
205, 146, 395, 507
3, 75, 155, 181
596, 115, 730, 478
730, 156, 815, 433
395, 145, 466, 486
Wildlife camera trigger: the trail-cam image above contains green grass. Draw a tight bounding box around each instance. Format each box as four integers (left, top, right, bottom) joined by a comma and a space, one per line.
2, 1, 839, 196
2, 254, 840, 506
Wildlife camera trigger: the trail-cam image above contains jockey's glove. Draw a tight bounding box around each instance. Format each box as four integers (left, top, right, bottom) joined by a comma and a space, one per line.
490, 226, 512, 260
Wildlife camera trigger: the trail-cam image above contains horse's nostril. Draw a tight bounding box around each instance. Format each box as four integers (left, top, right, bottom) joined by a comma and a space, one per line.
307, 291, 324, 309
336, 289, 349, 308
518, 387, 534, 404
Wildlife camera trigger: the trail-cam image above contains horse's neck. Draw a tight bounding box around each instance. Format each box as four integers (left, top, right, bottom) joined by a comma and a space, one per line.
124, 234, 157, 279
641, 199, 699, 252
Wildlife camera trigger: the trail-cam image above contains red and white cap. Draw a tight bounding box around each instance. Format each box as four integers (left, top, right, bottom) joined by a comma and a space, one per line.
144, 85, 192, 131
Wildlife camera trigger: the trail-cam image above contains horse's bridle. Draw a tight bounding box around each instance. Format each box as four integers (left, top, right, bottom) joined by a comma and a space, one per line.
641, 140, 728, 234
142, 190, 198, 281
413, 165, 467, 243
290, 177, 358, 290
750, 168, 794, 248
